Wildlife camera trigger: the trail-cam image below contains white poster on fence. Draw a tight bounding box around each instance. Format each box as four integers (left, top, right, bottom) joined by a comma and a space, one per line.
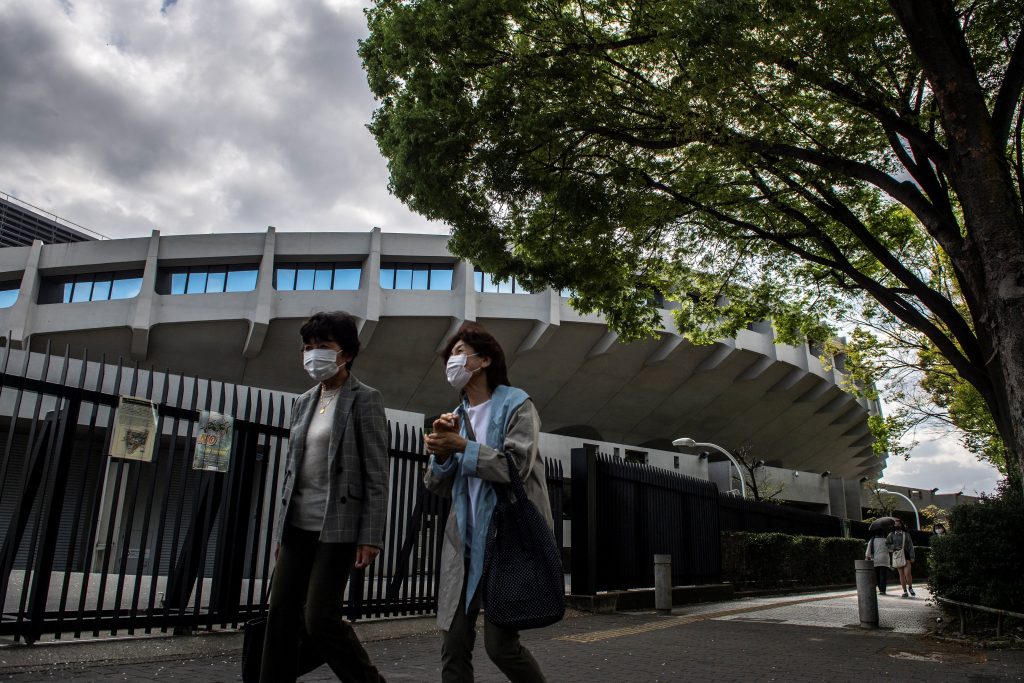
192, 411, 234, 473
109, 396, 159, 462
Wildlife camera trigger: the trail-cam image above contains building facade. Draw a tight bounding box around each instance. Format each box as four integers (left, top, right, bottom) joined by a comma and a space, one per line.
0, 206, 974, 518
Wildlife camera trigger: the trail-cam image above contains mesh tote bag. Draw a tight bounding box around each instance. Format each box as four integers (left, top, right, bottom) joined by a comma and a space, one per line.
482, 451, 565, 630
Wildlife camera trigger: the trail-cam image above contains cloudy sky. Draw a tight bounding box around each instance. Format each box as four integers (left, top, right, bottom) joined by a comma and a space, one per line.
0, 0, 444, 237
0, 1, 1005, 495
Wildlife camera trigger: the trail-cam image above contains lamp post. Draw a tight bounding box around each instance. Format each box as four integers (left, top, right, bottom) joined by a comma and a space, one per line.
877, 488, 920, 529
673, 437, 746, 499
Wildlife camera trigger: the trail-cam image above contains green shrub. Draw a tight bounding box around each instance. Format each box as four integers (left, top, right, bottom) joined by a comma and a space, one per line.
912, 545, 930, 579
721, 532, 864, 588
929, 497, 1024, 612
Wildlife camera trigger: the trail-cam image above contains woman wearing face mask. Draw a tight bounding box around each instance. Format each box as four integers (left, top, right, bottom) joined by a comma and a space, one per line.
423, 322, 553, 683
260, 311, 390, 683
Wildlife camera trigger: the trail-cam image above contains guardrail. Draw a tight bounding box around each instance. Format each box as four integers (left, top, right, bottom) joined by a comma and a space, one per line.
934, 596, 1024, 637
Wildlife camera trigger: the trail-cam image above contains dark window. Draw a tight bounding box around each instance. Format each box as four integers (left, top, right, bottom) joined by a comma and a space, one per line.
474, 268, 531, 294
274, 262, 361, 291
624, 450, 648, 465
162, 265, 258, 295
39, 271, 144, 304
379, 262, 454, 290
0, 281, 19, 309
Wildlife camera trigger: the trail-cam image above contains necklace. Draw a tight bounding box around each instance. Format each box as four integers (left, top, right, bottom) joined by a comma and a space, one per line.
319, 386, 341, 414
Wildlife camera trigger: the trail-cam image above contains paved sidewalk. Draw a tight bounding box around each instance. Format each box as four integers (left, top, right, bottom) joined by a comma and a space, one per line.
2, 588, 1021, 682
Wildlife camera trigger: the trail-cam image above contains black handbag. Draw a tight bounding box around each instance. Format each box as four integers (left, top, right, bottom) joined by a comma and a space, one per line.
482, 451, 565, 630
241, 604, 325, 682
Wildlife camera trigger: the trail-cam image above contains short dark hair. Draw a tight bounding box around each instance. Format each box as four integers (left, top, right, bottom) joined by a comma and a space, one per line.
441, 322, 510, 391
300, 311, 360, 370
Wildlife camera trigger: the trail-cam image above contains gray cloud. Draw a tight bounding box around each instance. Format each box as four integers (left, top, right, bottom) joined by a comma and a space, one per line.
0, 0, 444, 237
882, 431, 1002, 496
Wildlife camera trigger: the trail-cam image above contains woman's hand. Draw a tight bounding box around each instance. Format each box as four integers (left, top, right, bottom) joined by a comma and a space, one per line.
355, 544, 380, 569
432, 413, 460, 434
425, 430, 468, 462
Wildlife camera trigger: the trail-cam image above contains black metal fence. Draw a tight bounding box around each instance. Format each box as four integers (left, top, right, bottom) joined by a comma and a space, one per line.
718, 496, 846, 538
0, 346, 565, 643
571, 447, 722, 593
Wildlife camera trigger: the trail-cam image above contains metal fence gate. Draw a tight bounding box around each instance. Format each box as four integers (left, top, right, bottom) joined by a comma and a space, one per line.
0, 346, 461, 643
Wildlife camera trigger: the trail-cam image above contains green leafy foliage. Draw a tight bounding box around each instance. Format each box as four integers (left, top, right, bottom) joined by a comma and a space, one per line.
361, 0, 1024, 489
929, 497, 1024, 612
720, 532, 865, 589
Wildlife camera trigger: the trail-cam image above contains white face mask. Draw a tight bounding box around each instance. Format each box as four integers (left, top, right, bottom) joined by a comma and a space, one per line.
303, 348, 341, 382
446, 353, 479, 391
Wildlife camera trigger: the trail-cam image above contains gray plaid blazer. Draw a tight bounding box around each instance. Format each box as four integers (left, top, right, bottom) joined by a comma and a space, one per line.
274, 373, 390, 547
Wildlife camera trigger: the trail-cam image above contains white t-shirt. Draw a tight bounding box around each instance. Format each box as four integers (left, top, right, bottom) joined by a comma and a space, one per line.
465, 399, 492, 533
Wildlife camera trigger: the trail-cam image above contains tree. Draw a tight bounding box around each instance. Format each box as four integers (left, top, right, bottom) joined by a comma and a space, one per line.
918, 503, 949, 531
732, 445, 786, 503
863, 485, 900, 519
360, 0, 1024, 493
831, 243, 1009, 474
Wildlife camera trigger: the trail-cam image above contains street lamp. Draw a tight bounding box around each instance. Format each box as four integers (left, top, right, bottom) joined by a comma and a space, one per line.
877, 488, 920, 529
673, 437, 746, 499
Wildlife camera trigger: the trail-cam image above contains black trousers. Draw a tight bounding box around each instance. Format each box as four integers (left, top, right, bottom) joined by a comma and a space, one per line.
875, 566, 889, 593
260, 525, 384, 683
441, 570, 546, 683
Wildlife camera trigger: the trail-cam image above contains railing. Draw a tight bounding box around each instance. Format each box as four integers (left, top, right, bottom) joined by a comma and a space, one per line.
0, 345, 568, 643
935, 596, 1024, 637
571, 446, 722, 594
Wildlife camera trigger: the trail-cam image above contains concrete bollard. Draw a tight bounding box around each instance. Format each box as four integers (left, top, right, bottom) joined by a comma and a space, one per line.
855, 559, 879, 629
654, 554, 672, 614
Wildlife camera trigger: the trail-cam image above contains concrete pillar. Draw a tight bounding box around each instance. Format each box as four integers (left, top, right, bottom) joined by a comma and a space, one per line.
514, 288, 560, 357
7, 240, 43, 348
855, 559, 879, 629
827, 476, 847, 517
130, 230, 161, 360
243, 227, 276, 358
654, 554, 672, 614
359, 226, 382, 348
436, 259, 476, 353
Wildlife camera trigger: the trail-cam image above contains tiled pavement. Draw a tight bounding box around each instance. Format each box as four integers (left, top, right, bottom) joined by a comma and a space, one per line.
2, 589, 1021, 682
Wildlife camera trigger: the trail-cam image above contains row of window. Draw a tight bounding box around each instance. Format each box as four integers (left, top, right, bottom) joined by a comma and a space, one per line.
37, 272, 144, 304
381, 263, 453, 290
165, 266, 259, 295
3, 263, 577, 306
275, 262, 361, 292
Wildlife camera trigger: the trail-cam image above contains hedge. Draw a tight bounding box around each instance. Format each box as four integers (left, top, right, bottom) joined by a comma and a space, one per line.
721, 531, 865, 588
929, 496, 1024, 612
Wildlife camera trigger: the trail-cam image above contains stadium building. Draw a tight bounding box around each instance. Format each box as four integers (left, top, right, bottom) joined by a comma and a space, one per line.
0, 198, 975, 522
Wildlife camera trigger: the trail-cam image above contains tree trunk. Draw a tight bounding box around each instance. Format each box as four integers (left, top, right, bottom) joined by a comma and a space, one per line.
890, 0, 1024, 493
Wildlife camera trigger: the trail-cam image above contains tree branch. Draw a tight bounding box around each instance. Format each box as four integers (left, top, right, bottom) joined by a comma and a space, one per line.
992, 29, 1024, 142
774, 56, 949, 168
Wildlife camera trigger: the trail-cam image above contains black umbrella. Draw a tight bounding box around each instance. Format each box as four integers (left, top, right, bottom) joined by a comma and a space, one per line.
868, 516, 898, 531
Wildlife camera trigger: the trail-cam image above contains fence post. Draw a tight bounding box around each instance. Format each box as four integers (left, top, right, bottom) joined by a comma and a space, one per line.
25, 403, 80, 644
570, 446, 597, 595
855, 559, 879, 629
654, 554, 672, 614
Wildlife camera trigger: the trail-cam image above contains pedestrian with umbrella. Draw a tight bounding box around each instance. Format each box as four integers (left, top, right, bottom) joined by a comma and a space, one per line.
865, 517, 896, 595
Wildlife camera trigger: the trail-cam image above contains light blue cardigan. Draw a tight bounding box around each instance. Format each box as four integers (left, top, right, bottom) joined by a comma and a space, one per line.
429, 384, 530, 609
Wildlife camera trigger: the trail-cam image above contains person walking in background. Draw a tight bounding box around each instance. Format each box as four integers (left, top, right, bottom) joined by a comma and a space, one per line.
865, 528, 892, 595
887, 519, 917, 598
423, 322, 552, 683
260, 311, 390, 683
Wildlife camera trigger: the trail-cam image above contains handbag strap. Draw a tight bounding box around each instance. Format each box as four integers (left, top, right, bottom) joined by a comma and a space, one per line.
457, 404, 528, 501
